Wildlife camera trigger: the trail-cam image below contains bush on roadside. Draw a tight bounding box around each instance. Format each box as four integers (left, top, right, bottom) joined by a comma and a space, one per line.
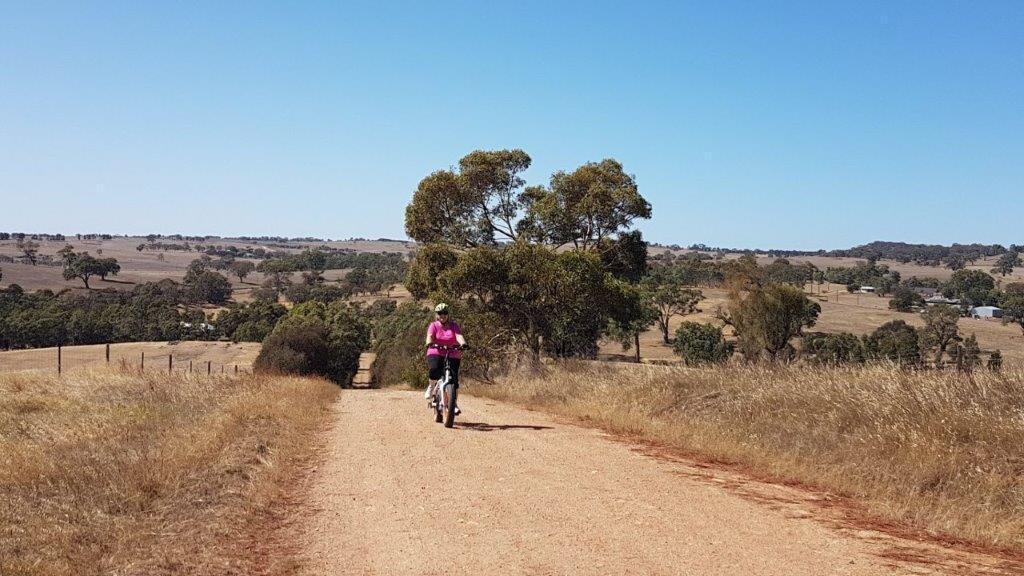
254, 301, 370, 385
372, 302, 433, 388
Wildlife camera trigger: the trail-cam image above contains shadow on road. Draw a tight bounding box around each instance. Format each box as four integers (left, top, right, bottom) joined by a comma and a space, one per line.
457, 421, 553, 432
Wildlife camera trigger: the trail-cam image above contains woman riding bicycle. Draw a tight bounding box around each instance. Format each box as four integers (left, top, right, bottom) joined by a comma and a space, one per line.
424, 303, 468, 414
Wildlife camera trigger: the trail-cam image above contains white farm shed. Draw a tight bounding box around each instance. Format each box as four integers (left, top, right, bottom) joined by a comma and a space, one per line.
970, 306, 1003, 319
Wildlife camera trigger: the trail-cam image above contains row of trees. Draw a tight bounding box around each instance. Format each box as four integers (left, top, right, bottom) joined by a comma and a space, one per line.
0, 282, 212, 349
802, 308, 1001, 371
829, 241, 1010, 268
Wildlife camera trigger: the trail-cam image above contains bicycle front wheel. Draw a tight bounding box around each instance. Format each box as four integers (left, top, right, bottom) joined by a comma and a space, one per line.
443, 383, 457, 428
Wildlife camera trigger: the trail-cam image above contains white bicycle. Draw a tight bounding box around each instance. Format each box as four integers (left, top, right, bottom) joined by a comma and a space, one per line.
427, 344, 467, 428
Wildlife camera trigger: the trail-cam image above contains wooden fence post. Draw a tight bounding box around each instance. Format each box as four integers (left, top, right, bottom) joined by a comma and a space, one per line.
189, 360, 193, 373
168, 354, 173, 373
207, 361, 211, 375
105, 343, 110, 364
57, 345, 62, 375
141, 351, 145, 371
234, 364, 238, 375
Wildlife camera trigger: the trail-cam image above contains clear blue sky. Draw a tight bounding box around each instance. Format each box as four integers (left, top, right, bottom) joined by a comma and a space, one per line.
2, 1, 1021, 249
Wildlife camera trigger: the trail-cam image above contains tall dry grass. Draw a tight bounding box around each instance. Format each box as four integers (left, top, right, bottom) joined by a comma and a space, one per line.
0, 368, 337, 576
470, 361, 1024, 552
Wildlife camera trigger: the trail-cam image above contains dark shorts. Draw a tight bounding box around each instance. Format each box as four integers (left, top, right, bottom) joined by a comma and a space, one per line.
427, 355, 460, 385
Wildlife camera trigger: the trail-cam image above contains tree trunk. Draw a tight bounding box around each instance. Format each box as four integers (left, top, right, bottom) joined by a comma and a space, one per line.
634, 331, 641, 363
661, 321, 670, 344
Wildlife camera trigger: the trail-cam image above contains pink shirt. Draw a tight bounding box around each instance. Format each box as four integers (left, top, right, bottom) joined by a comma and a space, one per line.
427, 320, 462, 359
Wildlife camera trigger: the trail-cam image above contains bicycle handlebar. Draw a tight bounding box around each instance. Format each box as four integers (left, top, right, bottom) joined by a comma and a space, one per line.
427, 343, 469, 351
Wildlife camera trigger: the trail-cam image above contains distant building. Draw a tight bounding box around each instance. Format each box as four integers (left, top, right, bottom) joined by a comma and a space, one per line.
911, 287, 938, 298
858, 286, 876, 294
925, 296, 960, 306
970, 306, 1003, 319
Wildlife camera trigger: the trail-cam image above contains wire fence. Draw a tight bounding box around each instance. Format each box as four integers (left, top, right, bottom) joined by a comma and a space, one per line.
0, 343, 256, 377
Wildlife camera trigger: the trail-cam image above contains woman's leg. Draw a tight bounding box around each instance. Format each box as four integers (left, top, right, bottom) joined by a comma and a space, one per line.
448, 359, 462, 413
425, 356, 442, 401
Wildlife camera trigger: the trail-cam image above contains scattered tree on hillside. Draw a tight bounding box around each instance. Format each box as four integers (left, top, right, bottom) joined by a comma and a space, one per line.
17, 238, 39, 265
944, 254, 968, 271
301, 269, 325, 285
945, 269, 997, 306
920, 305, 961, 366
262, 271, 292, 295
641, 271, 703, 344
991, 251, 1021, 277
888, 288, 925, 312
346, 267, 369, 292
61, 252, 119, 289
719, 283, 820, 361
1001, 294, 1024, 335
229, 260, 256, 283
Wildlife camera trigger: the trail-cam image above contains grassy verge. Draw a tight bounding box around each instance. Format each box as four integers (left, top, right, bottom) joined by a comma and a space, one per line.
0, 368, 337, 575
469, 361, 1024, 553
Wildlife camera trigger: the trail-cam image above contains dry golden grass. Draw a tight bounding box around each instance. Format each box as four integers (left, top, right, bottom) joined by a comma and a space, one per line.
0, 367, 338, 575
469, 361, 1024, 553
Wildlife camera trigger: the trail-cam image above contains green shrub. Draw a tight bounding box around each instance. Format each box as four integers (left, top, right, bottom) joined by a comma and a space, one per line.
372, 303, 432, 388
672, 322, 731, 365
863, 320, 921, 365
888, 288, 925, 312
254, 302, 370, 385
802, 332, 865, 365
254, 317, 333, 376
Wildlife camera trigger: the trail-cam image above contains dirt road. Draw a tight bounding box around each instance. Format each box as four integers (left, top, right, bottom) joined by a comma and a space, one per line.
298, 389, 1015, 575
